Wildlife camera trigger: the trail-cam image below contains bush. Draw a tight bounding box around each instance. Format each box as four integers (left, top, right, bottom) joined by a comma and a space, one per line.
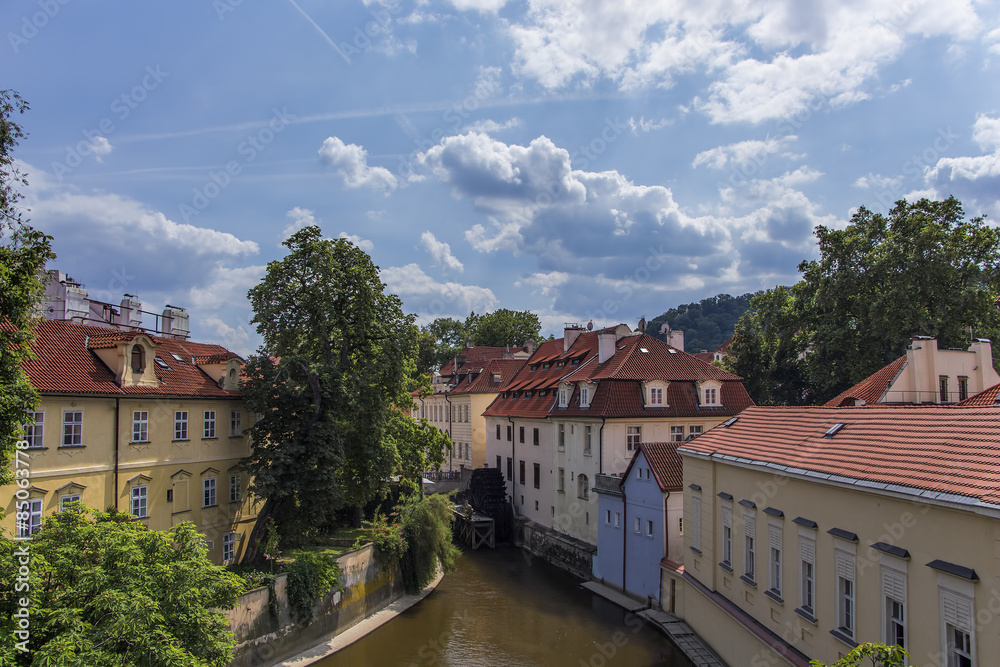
285, 551, 343, 624
399, 494, 460, 593
360, 512, 407, 565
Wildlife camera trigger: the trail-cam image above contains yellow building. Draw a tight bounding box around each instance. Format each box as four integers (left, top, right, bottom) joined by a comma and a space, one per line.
669, 404, 1000, 666
4, 319, 258, 565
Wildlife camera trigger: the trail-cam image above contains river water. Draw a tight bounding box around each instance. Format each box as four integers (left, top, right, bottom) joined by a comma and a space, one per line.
318, 545, 691, 667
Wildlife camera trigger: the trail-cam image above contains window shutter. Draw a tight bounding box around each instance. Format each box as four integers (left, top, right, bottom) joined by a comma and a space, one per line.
722, 505, 732, 528
942, 589, 973, 628
882, 569, 905, 601
800, 537, 815, 563
836, 550, 855, 580
691, 495, 702, 550
769, 526, 782, 550
744, 513, 755, 538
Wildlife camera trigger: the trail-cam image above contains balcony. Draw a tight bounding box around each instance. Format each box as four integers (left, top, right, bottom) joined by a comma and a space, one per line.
593, 473, 623, 496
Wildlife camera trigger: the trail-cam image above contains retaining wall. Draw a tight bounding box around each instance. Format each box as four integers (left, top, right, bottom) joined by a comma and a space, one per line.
518, 518, 596, 581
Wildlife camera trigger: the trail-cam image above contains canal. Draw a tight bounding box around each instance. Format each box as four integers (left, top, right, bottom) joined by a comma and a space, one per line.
319, 545, 692, 666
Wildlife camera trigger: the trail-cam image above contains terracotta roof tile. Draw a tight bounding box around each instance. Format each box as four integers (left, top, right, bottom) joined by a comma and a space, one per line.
957, 382, 1000, 407
824, 356, 906, 406
624, 442, 683, 492
449, 358, 526, 395
681, 405, 1000, 506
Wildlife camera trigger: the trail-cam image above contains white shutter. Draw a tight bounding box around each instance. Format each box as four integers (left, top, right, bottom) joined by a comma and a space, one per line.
722, 505, 732, 528
692, 495, 702, 550
942, 589, 973, 628
800, 537, 815, 563
882, 568, 905, 601
769, 525, 782, 550
836, 550, 855, 581
744, 512, 755, 538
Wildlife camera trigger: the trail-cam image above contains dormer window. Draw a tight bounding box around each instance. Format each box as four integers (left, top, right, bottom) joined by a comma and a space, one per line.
649, 387, 663, 406
704, 387, 718, 405
580, 385, 590, 408
131, 345, 145, 373
558, 386, 568, 408
645, 381, 668, 408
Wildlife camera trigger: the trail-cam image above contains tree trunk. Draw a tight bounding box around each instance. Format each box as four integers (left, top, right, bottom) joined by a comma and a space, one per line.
239, 496, 282, 565
350, 504, 363, 529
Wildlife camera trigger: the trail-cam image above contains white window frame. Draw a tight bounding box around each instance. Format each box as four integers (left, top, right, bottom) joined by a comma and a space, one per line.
62, 410, 83, 447
223, 532, 236, 563
131, 410, 148, 442
605, 509, 611, 525
130, 485, 147, 518
559, 386, 568, 408
721, 503, 733, 567
649, 386, 663, 406
799, 530, 817, 615
691, 491, 702, 551
769, 521, 783, 597
204, 410, 216, 438
646, 519, 653, 537
835, 547, 857, 638
59, 494, 81, 511
23, 411, 44, 448
558, 423, 565, 450
688, 425, 703, 440
174, 410, 188, 440
577, 474, 589, 500
938, 575, 976, 667
580, 385, 590, 408
881, 557, 907, 649
744, 509, 756, 581
670, 425, 684, 442
614, 511, 621, 528
17, 498, 43, 537
634, 516, 641, 534
705, 387, 718, 405
584, 425, 592, 455
627, 426, 641, 451
558, 467, 565, 493
230, 410, 242, 437
203, 477, 217, 507
229, 473, 241, 503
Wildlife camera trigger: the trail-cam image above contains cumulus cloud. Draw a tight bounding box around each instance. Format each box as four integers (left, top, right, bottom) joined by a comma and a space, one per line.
627, 117, 672, 134
381, 263, 497, 315
692, 136, 800, 170
339, 232, 375, 252
318, 136, 398, 193
972, 114, 1000, 150
420, 231, 464, 273
462, 117, 524, 134
283, 206, 317, 241
925, 115, 1000, 215
88, 136, 113, 162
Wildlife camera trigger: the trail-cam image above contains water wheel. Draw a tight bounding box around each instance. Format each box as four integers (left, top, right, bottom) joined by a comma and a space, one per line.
467, 468, 510, 541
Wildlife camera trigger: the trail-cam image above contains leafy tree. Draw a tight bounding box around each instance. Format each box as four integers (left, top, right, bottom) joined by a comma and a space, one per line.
809, 642, 911, 667
465, 308, 540, 348
648, 293, 754, 353
0, 90, 55, 486
423, 316, 469, 370
398, 494, 460, 593
385, 407, 449, 497
241, 226, 417, 551
0, 506, 242, 666
728, 197, 1000, 404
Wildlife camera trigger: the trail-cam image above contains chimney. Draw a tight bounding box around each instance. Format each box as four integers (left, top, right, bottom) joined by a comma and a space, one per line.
564, 323, 584, 352
524, 339, 537, 355
161, 307, 190, 339
667, 329, 684, 351
598, 330, 617, 364
119, 295, 142, 329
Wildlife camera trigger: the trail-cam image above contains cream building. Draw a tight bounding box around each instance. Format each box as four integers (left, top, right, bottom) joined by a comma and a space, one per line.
669, 404, 1000, 666
4, 319, 257, 565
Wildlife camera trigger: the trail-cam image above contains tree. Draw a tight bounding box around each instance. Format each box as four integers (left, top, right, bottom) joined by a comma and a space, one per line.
422, 317, 469, 371
385, 408, 450, 498
241, 226, 417, 550
648, 293, 754, 353
465, 308, 540, 347
0, 506, 242, 666
809, 642, 911, 667
728, 197, 1000, 404
0, 90, 55, 486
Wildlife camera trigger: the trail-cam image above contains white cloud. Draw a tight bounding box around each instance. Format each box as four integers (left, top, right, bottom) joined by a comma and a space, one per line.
420, 231, 464, 273
318, 136, 399, 193
381, 263, 497, 315
339, 232, 375, 252
445, 0, 509, 13
627, 117, 672, 134
283, 206, 317, 241
88, 136, 113, 162
972, 114, 1000, 150
692, 135, 799, 169
462, 117, 524, 134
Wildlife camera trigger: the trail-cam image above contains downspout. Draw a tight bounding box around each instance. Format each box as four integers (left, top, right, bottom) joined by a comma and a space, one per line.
599, 416, 607, 474
621, 482, 627, 590
114, 396, 120, 510
444, 392, 454, 472
508, 416, 516, 508
660, 489, 670, 608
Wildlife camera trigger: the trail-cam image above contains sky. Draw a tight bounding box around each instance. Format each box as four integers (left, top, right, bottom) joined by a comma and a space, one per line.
4, 0, 1000, 355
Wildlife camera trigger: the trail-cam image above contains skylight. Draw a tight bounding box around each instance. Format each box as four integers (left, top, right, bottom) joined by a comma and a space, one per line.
668, 349, 677, 354
640, 348, 649, 353
170, 353, 184, 362
722, 416, 739, 428
154, 357, 171, 370
824, 423, 846, 438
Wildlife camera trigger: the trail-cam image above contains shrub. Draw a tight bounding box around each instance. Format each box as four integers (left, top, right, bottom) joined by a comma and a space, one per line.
285, 551, 343, 624
361, 512, 407, 565
399, 494, 460, 593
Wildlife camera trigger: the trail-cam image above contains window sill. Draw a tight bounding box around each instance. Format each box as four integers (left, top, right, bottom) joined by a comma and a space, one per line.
230, 499, 242, 504
829, 629, 858, 649
172, 439, 190, 443
59, 444, 86, 449
583, 452, 592, 457
740, 574, 757, 588
690, 546, 702, 555
794, 607, 817, 624
719, 561, 733, 573
129, 440, 150, 445
764, 589, 783, 604
557, 489, 565, 494
228, 435, 243, 439
202, 437, 218, 440
24, 446, 48, 451
203, 504, 218, 509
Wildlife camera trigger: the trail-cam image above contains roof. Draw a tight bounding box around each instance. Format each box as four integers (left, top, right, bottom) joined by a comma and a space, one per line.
681, 405, 1000, 507
449, 358, 527, 395
439, 346, 517, 376
957, 382, 1000, 407
623, 442, 684, 492
824, 356, 906, 407
24, 319, 243, 398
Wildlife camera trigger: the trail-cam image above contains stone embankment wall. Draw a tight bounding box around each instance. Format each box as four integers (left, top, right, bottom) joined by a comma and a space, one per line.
227, 544, 403, 667
518, 518, 596, 581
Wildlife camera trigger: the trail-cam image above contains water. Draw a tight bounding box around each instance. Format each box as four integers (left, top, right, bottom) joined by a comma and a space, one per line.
318, 545, 691, 666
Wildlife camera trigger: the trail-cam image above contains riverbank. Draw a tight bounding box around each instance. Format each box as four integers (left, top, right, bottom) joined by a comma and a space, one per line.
278, 568, 445, 666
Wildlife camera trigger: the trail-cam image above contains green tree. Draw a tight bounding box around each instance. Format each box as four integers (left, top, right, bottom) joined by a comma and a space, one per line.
241, 226, 417, 551
465, 308, 540, 348
385, 407, 450, 497
0, 506, 242, 666
648, 293, 754, 353
0, 90, 55, 486
728, 197, 1000, 404
398, 493, 460, 593
809, 642, 911, 667
422, 317, 469, 370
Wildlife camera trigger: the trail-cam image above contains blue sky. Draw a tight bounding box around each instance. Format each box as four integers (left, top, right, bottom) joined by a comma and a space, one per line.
4, 0, 1000, 354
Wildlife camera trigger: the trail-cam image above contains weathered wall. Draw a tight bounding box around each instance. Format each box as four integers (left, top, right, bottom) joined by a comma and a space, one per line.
519, 519, 595, 581
227, 544, 404, 667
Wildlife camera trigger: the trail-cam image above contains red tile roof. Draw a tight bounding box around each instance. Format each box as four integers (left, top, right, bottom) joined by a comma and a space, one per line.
624, 442, 683, 492
824, 356, 906, 407
681, 405, 1000, 507
25, 319, 242, 398
439, 346, 520, 376
957, 382, 1000, 407
449, 358, 527, 395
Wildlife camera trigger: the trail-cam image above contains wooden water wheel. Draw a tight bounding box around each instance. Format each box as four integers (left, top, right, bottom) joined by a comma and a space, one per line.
467, 468, 510, 541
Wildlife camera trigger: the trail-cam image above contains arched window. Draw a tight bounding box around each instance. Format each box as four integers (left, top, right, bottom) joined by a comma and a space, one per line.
577, 474, 589, 500
130, 345, 145, 373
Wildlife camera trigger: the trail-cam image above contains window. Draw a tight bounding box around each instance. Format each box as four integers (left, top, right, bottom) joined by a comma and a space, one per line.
577, 474, 589, 500
584, 426, 592, 455
704, 387, 718, 405
496, 455, 501, 470
948, 626, 973, 667
223, 532, 236, 563
533, 428, 539, 446
17, 499, 43, 537
230, 410, 242, 436
204, 410, 216, 438
496, 424, 501, 440
519, 460, 525, 486
627, 426, 641, 451
130, 486, 147, 518
958, 377, 969, 402
63, 410, 83, 447
580, 386, 590, 407
506, 457, 512, 481
229, 474, 241, 503
519, 426, 525, 443
59, 494, 81, 511
646, 519, 653, 537
634, 516, 641, 534
131, 410, 148, 442
836, 549, 856, 637
614, 512, 621, 528
939, 376, 950, 403
800, 534, 816, 615
533, 463, 540, 489
558, 424, 565, 450
558, 468, 565, 492
744, 511, 756, 581
670, 425, 684, 442
203, 478, 217, 507
721, 505, 733, 567
691, 493, 702, 551
649, 386, 663, 406
940, 586, 975, 667
130, 345, 145, 373
678, 517, 683, 534
769, 523, 783, 596
688, 425, 703, 439
605, 509, 611, 525
559, 387, 568, 407
507, 425, 512, 441
174, 411, 188, 440
23, 412, 43, 448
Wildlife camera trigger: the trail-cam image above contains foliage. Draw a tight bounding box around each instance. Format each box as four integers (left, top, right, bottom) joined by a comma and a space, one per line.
284, 550, 343, 625
360, 511, 407, 565
385, 408, 449, 496
648, 293, 754, 353
466, 308, 541, 348
398, 494, 460, 593
0, 506, 242, 666
808, 642, 911, 667
241, 226, 417, 548
0, 90, 56, 486
727, 197, 1000, 404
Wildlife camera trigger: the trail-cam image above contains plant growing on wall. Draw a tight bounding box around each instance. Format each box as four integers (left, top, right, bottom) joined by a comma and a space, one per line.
285, 550, 343, 624
399, 494, 460, 594
809, 642, 911, 667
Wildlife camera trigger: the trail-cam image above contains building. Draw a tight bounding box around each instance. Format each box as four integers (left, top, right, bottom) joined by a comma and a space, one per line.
483, 323, 753, 568
415, 344, 530, 471
825, 336, 999, 406
593, 442, 684, 605
4, 319, 257, 565
670, 404, 1000, 666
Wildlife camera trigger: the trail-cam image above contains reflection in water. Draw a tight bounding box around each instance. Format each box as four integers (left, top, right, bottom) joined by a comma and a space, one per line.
320, 545, 691, 666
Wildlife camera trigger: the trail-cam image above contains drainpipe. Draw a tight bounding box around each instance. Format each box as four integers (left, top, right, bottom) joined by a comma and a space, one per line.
114, 397, 120, 510
598, 416, 606, 474
444, 392, 454, 472
621, 483, 627, 591
508, 416, 516, 508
